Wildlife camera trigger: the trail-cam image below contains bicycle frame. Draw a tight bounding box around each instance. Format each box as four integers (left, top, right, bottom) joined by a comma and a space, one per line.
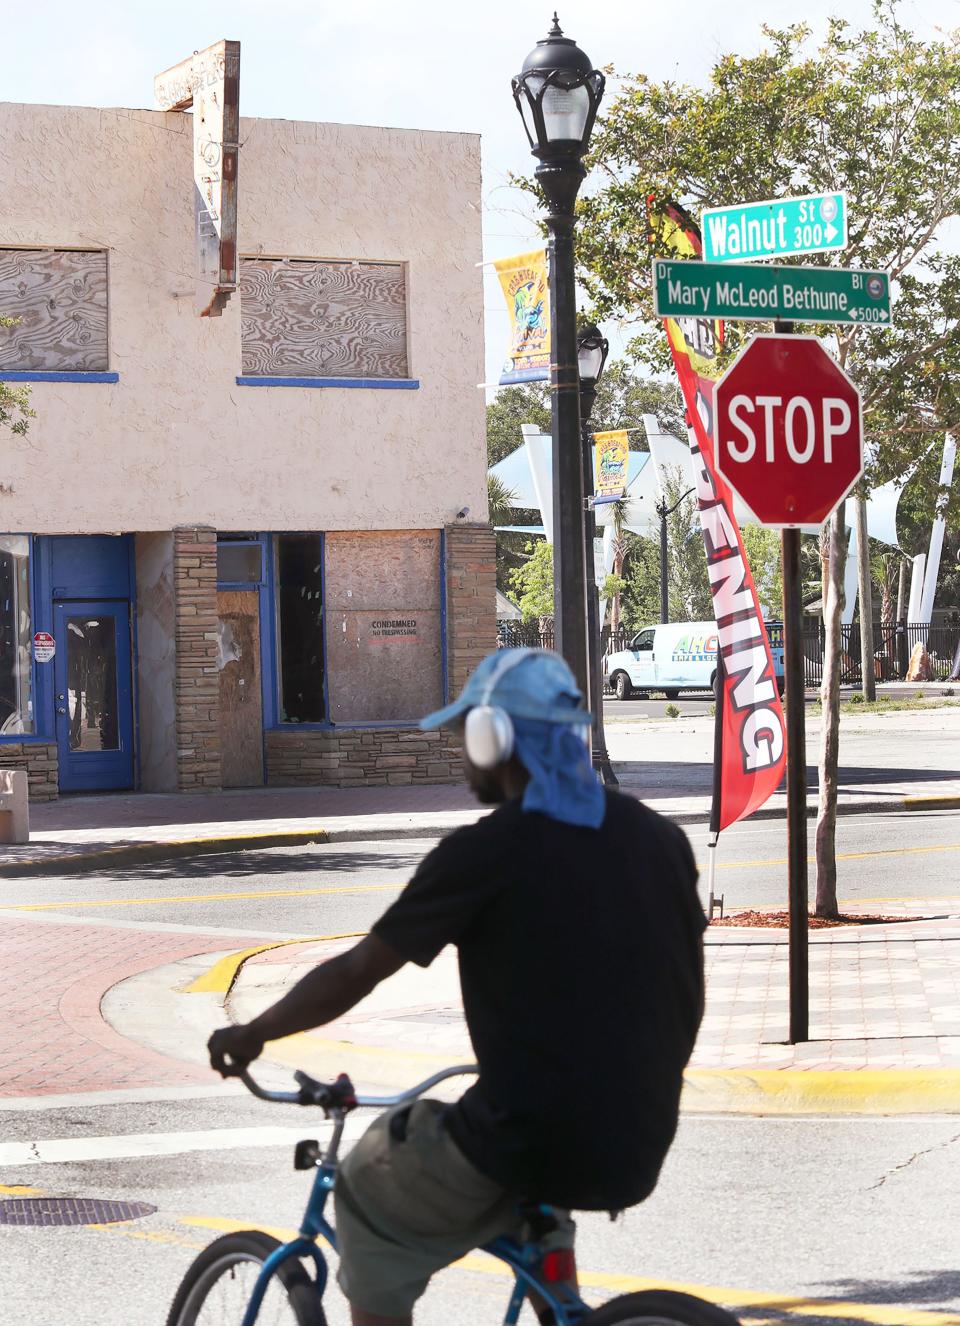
234, 1066, 592, 1326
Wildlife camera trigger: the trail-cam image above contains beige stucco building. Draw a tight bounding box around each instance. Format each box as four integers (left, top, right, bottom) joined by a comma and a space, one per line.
0, 101, 495, 798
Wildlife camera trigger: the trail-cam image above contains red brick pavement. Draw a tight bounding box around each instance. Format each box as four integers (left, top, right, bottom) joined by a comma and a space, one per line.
0, 920, 271, 1096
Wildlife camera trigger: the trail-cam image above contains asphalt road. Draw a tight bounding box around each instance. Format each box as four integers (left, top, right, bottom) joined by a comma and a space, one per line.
600, 694, 819, 720
0, 1098, 957, 1325
2, 810, 957, 936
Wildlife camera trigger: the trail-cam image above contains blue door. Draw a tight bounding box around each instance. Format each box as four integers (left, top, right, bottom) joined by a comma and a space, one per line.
53, 601, 134, 792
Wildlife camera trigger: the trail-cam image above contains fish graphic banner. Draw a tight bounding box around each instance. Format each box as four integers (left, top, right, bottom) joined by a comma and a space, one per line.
495, 249, 551, 385
593, 430, 630, 499
649, 199, 786, 832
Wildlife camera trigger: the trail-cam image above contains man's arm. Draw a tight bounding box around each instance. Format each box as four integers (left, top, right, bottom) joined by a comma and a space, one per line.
208, 933, 405, 1076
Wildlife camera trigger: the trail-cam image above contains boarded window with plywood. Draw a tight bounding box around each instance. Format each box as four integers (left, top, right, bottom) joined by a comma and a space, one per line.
239, 257, 408, 379
324, 531, 443, 724
0, 249, 108, 372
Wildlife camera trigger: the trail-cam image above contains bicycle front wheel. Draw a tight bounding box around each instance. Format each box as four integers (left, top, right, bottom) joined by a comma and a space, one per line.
166, 1229, 325, 1326
583, 1289, 740, 1326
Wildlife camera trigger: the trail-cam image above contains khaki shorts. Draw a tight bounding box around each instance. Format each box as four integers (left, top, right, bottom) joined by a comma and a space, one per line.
334, 1098, 574, 1317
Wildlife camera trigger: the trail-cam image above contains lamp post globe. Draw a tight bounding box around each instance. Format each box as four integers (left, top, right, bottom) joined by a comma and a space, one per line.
512, 14, 605, 179
576, 321, 609, 422
511, 16, 604, 708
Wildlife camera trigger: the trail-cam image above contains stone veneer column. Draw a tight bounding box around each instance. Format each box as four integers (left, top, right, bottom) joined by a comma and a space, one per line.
0, 742, 58, 801
174, 526, 222, 791
444, 521, 497, 698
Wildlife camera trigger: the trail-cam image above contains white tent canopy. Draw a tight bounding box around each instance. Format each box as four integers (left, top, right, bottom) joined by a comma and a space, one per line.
489, 416, 948, 623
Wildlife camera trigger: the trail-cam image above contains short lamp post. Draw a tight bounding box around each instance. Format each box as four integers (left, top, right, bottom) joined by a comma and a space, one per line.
577, 323, 617, 786
512, 14, 605, 704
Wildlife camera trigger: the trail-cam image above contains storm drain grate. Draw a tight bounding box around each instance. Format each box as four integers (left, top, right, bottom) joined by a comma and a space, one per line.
0, 1197, 157, 1227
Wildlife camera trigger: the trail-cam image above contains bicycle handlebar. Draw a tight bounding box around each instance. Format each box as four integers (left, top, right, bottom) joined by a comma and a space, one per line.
237, 1063, 479, 1110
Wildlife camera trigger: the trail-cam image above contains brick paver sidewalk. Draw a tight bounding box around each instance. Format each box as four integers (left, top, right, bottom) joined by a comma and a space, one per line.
228, 901, 960, 1077
0, 918, 275, 1096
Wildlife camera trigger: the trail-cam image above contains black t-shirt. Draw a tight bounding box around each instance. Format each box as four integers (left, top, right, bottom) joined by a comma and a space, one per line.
372, 789, 705, 1211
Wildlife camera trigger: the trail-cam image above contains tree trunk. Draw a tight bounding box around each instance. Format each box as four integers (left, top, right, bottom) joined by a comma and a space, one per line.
855, 494, 876, 702
816, 503, 846, 919
896, 554, 908, 625
878, 554, 897, 679
610, 542, 624, 634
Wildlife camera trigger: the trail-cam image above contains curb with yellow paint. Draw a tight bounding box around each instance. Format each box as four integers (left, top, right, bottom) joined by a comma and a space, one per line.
0, 827, 331, 878
681, 1066, 960, 1116
185, 934, 366, 997
4, 791, 960, 877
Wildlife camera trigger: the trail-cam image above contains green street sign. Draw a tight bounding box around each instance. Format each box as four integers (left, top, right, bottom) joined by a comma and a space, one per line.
652, 259, 893, 327
702, 192, 847, 263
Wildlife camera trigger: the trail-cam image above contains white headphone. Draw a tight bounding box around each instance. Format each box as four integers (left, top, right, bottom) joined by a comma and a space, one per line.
464, 650, 533, 770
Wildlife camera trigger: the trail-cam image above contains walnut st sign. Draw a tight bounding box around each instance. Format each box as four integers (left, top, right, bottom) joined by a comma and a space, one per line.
714, 334, 863, 528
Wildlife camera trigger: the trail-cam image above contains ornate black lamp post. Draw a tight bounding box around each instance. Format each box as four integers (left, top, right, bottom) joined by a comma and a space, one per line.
512, 15, 605, 703
577, 323, 617, 785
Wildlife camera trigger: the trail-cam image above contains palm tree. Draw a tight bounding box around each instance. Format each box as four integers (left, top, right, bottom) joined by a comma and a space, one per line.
487, 473, 518, 528
607, 495, 630, 639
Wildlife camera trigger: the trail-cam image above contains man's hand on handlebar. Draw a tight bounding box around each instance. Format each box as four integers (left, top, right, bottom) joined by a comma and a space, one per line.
208, 1023, 265, 1077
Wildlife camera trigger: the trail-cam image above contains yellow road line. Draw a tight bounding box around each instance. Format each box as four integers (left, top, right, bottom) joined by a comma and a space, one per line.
711, 842, 960, 872
10, 881, 402, 912
184, 934, 366, 995
0, 1184, 44, 1196
177, 1216, 960, 1325
12, 841, 960, 915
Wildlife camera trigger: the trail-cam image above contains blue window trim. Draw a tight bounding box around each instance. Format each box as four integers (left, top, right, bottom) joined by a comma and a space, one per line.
262, 719, 425, 732
0, 537, 50, 743
319, 532, 330, 724
261, 534, 279, 732
31, 536, 53, 743
127, 538, 141, 789
236, 376, 419, 391
265, 532, 328, 729
0, 371, 119, 384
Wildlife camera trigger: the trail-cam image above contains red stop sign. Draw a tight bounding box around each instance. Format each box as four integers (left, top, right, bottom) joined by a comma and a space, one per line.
714, 334, 863, 527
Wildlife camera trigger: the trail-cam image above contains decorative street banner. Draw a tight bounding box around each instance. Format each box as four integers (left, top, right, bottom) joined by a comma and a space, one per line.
155, 39, 240, 318
593, 430, 629, 498
649, 200, 786, 832
495, 249, 551, 385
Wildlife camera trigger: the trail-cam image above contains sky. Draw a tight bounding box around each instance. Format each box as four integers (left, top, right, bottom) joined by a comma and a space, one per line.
4, 0, 958, 389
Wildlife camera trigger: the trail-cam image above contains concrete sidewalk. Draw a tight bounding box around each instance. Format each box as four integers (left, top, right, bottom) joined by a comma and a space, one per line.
213, 899, 960, 1115
3, 706, 958, 876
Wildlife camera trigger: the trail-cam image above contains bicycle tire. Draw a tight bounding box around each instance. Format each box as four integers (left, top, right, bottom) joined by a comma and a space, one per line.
581, 1288, 740, 1326
166, 1229, 325, 1326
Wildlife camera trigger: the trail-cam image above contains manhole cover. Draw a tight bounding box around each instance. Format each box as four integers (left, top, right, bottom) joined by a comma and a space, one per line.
0, 1197, 157, 1227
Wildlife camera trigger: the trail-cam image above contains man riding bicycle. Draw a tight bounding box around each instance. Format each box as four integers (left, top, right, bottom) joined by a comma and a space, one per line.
209, 648, 706, 1326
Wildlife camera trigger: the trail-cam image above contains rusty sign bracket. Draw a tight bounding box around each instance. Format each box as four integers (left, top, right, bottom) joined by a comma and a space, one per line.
155, 39, 240, 317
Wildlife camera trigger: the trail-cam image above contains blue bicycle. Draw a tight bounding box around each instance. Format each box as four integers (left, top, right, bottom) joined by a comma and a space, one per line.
166, 1064, 739, 1326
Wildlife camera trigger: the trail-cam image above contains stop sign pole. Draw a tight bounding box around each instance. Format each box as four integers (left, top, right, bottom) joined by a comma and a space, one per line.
715, 328, 864, 1045
779, 384, 809, 1046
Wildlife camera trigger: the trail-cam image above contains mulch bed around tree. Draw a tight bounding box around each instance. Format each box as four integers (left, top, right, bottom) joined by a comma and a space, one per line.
711, 910, 924, 928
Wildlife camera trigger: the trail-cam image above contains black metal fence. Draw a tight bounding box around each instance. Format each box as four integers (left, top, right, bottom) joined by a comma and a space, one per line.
797, 621, 960, 686
496, 619, 960, 686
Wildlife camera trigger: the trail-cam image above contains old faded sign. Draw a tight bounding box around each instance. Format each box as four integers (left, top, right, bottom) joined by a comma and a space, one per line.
155, 40, 240, 317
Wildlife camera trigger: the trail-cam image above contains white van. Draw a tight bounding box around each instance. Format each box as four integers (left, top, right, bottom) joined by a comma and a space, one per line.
605, 621, 785, 700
